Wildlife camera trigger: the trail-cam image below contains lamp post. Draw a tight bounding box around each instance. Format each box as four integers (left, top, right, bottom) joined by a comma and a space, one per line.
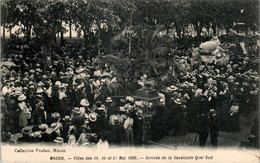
133, 82, 160, 144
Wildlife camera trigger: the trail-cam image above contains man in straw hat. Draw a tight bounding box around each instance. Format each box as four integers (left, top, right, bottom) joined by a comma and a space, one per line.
71, 107, 84, 139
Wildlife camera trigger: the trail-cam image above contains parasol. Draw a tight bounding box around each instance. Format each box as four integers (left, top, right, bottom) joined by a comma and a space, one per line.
0, 61, 17, 67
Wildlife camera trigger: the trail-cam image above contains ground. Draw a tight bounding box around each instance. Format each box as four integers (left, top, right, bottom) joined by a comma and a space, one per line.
157, 115, 253, 149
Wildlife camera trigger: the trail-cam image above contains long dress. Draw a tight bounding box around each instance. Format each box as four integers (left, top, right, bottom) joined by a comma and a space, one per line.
124, 117, 134, 146
18, 102, 28, 128
19, 109, 28, 128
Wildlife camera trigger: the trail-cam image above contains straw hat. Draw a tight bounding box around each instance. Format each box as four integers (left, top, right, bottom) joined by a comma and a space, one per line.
62, 115, 71, 122
165, 87, 172, 93
54, 137, 64, 143
135, 101, 143, 107
55, 81, 62, 87
89, 113, 97, 122
105, 97, 113, 103
120, 98, 126, 103
18, 94, 27, 101
126, 96, 134, 102
174, 98, 182, 105
80, 99, 90, 107
36, 87, 44, 94
119, 106, 126, 112
39, 124, 48, 130
21, 126, 33, 135
31, 132, 42, 138
72, 107, 81, 114
51, 123, 57, 128
170, 85, 178, 90
45, 128, 53, 134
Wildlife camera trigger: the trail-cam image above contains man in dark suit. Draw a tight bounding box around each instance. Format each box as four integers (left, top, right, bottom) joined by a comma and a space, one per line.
198, 109, 218, 147
84, 81, 95, 106
71, 108, 84, 139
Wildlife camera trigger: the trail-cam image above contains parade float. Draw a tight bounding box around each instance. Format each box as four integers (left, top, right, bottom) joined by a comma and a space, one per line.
192, 37, 231, 65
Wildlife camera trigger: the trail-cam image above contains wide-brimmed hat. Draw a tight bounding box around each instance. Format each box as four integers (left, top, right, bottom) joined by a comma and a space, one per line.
9, 77, 15, 81
135, 101, 143, 107
37, 82, 44, 87
216, 53, 222, 58
170, 85, 178, 91
36, 87, 44, 94
119, 99, 126, 103
29, 85, 35, 89
39, 124, 48, 130
35, 68, 41, 72
105, 97, 113, 103
101, 72, 111, 78
31, 131, 42, 138
22, 126, 33, 134
230, 105, 239, 113
124, 103, 134, 110
126, 96, 134, 103
165, 87, 172, 93
89, 113, 97, 122
18, 94, 27, 101
228, 76, 234, 82
174, 98, 182, 105
62, 115, 71, 122
80, 99, 89, 107
96, 105, 106, 112
15, 90, 23, 96
55, 81, 62, 87
51, 123, 57, 128
119, 106, 126, 112
94, 70, 102, 77
45, 128, 53, 134
72, 107, 81, 114
54, 137, 64, 143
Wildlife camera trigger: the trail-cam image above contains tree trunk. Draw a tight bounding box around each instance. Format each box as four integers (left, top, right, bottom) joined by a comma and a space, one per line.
61, 31, 64, 46
42, 43, 50, 74
176, 26, 182, 38
129, 12, 133, 55
3, 24, 5, 41
28, 26, 31, 40
26, 25, 31, 42
212, 23, 217, 36
216, 24, 219, 36
108, 26, 112, 54
60, 20, 64, 46
195, 22, 202, 40
83, 30, 88, 48
69, 21, 72, 39
9, 27, 12, 37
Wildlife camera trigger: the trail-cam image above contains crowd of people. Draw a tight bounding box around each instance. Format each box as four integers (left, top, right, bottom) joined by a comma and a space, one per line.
151, 35, 259, 147
1, 34, 259, 148
1, 37, 151, 147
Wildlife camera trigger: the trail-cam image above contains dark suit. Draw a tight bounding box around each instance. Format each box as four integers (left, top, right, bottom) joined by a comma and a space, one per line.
71, 115, 84, 138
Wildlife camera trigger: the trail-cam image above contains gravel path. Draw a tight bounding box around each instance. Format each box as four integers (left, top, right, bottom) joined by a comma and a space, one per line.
158, 115, 252, 148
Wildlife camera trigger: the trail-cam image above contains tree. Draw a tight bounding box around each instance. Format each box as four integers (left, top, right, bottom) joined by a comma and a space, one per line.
1, 0, 20, 38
